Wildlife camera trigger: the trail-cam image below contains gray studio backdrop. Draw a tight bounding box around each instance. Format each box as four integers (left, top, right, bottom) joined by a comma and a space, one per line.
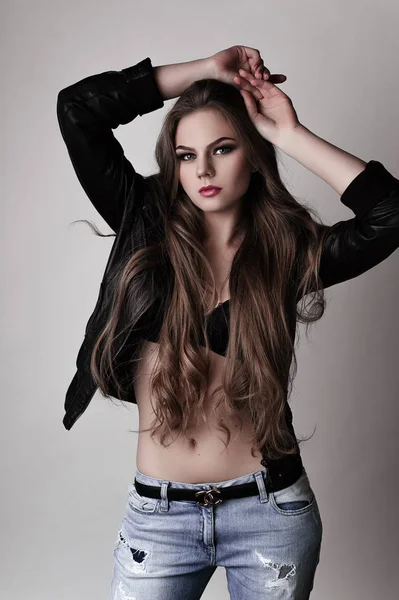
2, 1, 398, 598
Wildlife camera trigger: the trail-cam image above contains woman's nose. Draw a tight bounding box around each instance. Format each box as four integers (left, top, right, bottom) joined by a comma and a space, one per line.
197, 162, 213, 177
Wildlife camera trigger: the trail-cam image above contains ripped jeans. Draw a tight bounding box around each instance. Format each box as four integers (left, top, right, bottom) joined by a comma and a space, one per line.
110, 465, 323, 599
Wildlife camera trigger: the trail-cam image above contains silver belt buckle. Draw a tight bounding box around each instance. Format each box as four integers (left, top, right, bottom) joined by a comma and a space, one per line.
195, 487, 223, 506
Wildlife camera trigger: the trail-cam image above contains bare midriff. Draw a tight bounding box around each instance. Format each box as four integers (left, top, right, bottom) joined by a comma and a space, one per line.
134, 340, 264, 484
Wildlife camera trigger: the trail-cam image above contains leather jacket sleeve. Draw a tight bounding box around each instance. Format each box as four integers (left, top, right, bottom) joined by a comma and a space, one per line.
56, 57, 164, 233
310, 160, 399, 295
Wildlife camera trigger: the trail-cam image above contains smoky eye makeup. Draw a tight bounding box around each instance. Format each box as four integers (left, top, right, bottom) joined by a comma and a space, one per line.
175, 145, 236, 161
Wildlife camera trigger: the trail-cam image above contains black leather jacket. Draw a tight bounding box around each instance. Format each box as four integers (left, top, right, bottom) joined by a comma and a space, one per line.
56, 57, 399, 456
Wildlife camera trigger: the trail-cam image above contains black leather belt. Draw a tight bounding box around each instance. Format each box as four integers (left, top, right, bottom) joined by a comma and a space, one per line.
134, 452, 304, 507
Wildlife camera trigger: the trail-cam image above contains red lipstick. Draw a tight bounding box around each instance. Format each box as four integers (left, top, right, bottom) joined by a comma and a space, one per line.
199, 186, 222, 197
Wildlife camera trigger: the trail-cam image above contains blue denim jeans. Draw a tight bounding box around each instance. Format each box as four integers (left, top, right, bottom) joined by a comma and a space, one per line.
110, 465, 323, 599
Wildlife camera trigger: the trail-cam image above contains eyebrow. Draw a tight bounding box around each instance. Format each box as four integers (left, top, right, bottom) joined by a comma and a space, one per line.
175, 136, 237, 151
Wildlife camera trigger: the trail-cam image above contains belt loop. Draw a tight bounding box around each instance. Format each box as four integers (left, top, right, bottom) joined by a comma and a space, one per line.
254, 470, 269, 503
159, 481, 170, 512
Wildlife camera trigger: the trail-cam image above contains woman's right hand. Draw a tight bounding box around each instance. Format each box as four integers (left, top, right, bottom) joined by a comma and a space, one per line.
210, 45, 287, 88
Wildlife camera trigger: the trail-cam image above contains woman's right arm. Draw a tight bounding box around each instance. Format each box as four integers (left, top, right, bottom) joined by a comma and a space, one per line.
56, 55, 214, 234
56, 56, 164, 234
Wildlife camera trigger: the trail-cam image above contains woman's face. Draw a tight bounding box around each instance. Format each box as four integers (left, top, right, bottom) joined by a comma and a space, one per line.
175, 109, 254, 215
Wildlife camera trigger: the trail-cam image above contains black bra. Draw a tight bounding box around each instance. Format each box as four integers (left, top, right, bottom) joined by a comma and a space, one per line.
144, 300, 230, 357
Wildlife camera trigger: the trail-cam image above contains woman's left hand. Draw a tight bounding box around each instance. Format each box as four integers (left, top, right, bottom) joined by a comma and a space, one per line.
233, 68, 302, 144
210, 45, 301, 144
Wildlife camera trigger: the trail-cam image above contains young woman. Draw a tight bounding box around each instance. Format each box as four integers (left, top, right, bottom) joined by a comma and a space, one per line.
57, 45, 399, 599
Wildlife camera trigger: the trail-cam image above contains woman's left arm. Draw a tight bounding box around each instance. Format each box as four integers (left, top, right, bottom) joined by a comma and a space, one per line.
303, 158, 399, 296
274, 125, 367, 196
234, 68, 366, 195
272, 125, 399, 296
234, 67, 399, 295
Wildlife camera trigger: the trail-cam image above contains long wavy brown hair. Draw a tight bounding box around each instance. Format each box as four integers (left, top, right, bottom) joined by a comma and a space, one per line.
75, 77, 329, 461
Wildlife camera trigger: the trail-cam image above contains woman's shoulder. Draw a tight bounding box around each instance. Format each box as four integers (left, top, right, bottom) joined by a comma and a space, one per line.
139, 172, 166, 237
